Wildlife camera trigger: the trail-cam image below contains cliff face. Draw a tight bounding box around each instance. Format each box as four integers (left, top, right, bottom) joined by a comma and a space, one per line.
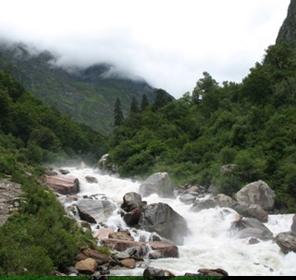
276, 0, 296, 44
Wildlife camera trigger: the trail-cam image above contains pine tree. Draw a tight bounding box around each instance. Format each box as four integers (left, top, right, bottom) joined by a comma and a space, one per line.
130, 95, 139, 114
114, 97, 124, 126
140, 94, 149, 110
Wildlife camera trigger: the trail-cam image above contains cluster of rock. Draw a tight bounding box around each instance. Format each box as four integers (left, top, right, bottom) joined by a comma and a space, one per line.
178, 179, 296, 253
0, 178, 23, 227
43, 168, 296, 276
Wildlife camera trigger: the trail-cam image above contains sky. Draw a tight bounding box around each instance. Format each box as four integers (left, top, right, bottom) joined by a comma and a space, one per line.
0, 0, 291, 99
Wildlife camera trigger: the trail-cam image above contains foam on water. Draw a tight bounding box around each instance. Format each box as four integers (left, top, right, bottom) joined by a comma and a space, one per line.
61, 167, 296, 276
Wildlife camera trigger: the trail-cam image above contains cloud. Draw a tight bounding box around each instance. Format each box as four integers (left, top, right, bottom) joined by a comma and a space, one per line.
0, 0, 291, 98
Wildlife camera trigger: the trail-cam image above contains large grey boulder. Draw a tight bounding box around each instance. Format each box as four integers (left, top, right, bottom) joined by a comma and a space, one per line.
275, 231, 296, 254
191, 198, 218, 212
231, 202, 268, 223
231, 217, 273, 240
138, 202, 188, 245
139, 172, 175, 198
75, 199, 116, 224
234, 180, 275, 211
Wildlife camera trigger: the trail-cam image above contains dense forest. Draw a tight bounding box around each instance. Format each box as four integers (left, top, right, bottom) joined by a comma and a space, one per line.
106, 40, 296, 213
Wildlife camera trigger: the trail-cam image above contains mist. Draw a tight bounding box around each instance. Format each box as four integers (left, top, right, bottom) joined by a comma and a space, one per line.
0, 0, 291, 98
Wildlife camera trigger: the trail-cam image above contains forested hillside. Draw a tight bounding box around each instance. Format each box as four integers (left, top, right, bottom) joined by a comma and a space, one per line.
0, 41, 159, 135
0, 62, 110, 275
106, 38, 296, 213
0, 63, 109, 168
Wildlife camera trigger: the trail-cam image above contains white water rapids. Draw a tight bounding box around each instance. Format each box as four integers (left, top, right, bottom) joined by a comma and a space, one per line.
60, 167, 296, 276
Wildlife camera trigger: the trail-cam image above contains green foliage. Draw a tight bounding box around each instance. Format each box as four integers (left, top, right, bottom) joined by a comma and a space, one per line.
0, 67, 109, 166
140, 93, 150, 110
0, 177, 94, 276
152, 88, 173, 111
129, 95, 139, 114
114, 97, 125, 126
106, 41, 296, 212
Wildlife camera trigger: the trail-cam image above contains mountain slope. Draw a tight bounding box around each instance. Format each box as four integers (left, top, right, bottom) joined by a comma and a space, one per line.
276, 0, 296, 44
0, 41, 163, 135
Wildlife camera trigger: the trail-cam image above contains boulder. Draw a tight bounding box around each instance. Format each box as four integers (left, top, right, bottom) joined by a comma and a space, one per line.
76, 249, 110, 265
234, 180, 275, 211
138, 202, 188, 245
231, 202, 268, 223
108, 230, 134, 241
275, 231, 296, 254
179, 193, 196, 205
85, 176, 98, 184
232, 217, 273, 240
123, 207, 143, 226
191, 198, 218, 212
101, 239, 148, 256
148, 241, 179, 258
139, 172, 175, 198
121, 192, 144, 212
44, 175, 79, 195
215, 194, 235, 208
197, 268, 229, 277
93, 228, 114, 240
75, 199, 116, 224
120, 258, 136, 269
74, 258, 98, 275
143, 267, 175, 277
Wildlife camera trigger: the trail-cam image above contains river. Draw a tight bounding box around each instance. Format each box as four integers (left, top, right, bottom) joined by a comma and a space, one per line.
59, 166, 296, 276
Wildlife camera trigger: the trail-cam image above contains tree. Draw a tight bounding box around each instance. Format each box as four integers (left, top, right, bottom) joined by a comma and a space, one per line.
152, 89, 173, 111
114, 97, 124, 126
192, 72, 219, 104
129, 95, 139, 114
140, 94, 149, 110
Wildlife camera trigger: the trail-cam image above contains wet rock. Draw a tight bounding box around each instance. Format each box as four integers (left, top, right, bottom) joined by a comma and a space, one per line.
121, 192, 143, 212
234, 180, 275, 211
138, 202, 188, 245
120, 258, 136, 269
275, 231, 296, 254
148, 241, 179, 258
232, 202, 268, 223
139, 172, 175, 198
123, 207, 142, 226
191, 198, 218, 212
101, 238, 148, 255
179, 193, 196, 205
232, 217, 273, 240
108, 230, 134, 241
43, 174, 79, 195
143, 267, 175, 276
76, 199, 116, 224
85, 175, 98, 184
93, 228, 114, 240
74, 258, 98, 275
198, 268, 229, 276
76, 249, 111, 265
215, 194, 235, 208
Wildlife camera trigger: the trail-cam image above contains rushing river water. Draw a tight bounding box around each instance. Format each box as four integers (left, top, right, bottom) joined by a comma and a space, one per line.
60, 166, 296, 276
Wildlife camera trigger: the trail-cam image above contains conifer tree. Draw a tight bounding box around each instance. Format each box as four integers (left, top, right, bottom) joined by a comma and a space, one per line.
140, 94, 149, 110
114, 97, 124, 126
130, 95, 139, 114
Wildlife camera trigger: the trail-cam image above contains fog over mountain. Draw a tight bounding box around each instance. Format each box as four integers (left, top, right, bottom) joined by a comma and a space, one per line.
0, 0, 291, 98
